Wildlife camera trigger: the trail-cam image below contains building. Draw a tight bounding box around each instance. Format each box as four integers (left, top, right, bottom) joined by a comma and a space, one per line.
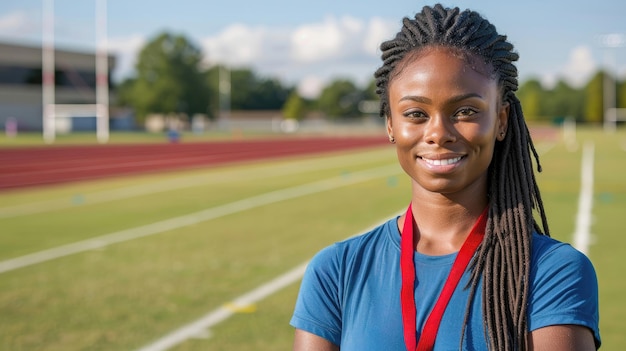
0, 41, 116, 132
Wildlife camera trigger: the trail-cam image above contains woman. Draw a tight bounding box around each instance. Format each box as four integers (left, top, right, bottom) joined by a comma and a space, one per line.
290, 4, 600, 351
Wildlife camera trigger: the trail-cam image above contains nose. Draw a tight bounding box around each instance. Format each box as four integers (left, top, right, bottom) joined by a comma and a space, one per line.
424, 115, 456, 145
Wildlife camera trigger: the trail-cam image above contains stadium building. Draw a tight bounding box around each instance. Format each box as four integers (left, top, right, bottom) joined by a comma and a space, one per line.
0, 41, 122, 132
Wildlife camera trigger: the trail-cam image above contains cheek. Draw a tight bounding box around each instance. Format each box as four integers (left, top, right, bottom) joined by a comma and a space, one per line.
398, 125, 414, 140
391, 117, 418, 141
470, 131, 498, 163
461, 120, 499, 147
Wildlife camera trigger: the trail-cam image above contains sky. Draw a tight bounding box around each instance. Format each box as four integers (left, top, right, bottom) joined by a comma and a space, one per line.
0, 0, 625, 98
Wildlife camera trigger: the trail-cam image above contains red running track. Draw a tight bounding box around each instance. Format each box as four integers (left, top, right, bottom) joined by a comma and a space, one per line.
0, 135, 389, 191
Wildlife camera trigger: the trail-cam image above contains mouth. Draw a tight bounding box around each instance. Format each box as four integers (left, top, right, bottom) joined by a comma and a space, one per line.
419, 156, 464, 166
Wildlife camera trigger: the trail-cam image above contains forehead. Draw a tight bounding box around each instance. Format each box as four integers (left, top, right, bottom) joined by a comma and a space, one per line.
389, 47, 499, 98
391, 46, 495, 82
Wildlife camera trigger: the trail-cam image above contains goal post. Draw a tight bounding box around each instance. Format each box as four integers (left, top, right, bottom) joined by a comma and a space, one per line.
42, 0, 109, 144
599, 33, 625, 134
605, 108, 626, 133
44, 103, 110, 143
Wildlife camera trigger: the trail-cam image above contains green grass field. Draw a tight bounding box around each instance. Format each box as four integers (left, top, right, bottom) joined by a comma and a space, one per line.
0, 126, 624, 350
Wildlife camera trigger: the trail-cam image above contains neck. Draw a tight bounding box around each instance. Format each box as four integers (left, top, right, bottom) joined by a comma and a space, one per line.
400, 188, 488, 255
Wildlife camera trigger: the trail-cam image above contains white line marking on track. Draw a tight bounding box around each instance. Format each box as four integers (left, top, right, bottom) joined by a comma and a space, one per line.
0, 164, 401, 274
0, 148, 393, 219
573, 141, 594, 255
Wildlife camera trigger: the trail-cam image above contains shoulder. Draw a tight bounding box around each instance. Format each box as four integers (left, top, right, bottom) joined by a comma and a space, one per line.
306, 217, 399, 274
530, 233, 597, 276
291, 217, 400, 345
528, 233, 601, 346
529, 233, 598, 294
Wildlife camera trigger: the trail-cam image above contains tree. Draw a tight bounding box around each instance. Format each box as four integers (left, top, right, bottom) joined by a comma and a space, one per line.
584, 71, 605, 124
354, 78, 382, 117
517, 79, 544, 121
115, 77, 136, 107
282, 91, 306, 120
130, 32, 208, 123
543, 80, 584, 122
617, 79, 626, 111
253, 77, 292, 109
361, 78, 379, 100
205, 66, 291, 115
229, 68, 290, 110
316, 79, 362, 118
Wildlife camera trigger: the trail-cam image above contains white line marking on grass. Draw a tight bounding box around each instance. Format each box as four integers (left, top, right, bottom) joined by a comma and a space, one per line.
136, 141, 560, 351
135, 262, 309, 351
135, 214, 396, 351
0, 148, 393, 219
573, 141, 594, 255
0, 164, 401, 274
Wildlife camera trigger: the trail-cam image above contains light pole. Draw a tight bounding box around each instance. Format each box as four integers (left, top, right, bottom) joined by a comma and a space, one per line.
218, 65, 231, 131
599, 33, 624, 132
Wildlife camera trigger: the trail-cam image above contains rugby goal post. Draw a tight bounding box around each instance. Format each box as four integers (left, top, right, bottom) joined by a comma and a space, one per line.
599, 33, 625, 133
604, 108, 626, 133
42, 0, 109, 144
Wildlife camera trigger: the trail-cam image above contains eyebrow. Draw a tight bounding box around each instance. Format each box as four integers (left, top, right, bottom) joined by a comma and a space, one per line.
399, 93, 485, 104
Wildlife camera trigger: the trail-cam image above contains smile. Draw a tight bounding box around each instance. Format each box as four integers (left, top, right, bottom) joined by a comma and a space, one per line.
421, 156, 463, 166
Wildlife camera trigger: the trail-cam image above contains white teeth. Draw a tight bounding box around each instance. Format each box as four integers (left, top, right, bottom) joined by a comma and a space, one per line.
423, 156, 462, 166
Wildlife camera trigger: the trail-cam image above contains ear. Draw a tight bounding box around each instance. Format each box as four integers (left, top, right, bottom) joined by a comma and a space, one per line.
386, 115, 393, 139
496, 101, 509, 141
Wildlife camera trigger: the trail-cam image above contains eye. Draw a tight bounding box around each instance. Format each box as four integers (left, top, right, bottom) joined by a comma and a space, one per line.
454, 107, 477, 119
403, 110, 427, 120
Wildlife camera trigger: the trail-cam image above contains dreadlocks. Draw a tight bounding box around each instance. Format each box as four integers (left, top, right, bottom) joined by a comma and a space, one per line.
374, 4, 550, 350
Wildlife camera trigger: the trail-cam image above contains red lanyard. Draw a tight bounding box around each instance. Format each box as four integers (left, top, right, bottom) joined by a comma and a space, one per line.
400, 203, 488, 351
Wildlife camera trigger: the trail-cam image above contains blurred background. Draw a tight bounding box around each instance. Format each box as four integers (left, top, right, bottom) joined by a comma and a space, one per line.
0, 0, 624, 137
0, 1, 624, 351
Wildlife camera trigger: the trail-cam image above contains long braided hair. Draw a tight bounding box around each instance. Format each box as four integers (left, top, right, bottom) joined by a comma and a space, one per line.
374, 4, 550, 350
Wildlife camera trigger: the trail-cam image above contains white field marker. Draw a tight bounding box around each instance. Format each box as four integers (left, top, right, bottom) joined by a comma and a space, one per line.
0, 148, 393, 219
135, 262, 309, 351
109, 141, 560, 351
0, 164, 401, 274
572, 141, 595, 255
135, 140, 559, 350
134, 214, 396, 351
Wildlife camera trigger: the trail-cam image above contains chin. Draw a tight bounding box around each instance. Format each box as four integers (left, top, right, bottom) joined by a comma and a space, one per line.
415, 181, 461, 195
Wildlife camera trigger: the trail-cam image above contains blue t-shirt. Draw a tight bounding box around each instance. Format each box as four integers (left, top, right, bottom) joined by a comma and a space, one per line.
290, 217, 601, 350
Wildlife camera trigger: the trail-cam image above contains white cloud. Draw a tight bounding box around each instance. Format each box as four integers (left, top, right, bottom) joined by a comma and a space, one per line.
0, 11, 40, 40
290, 17, 348, 63
536, 46, 598, 89
297, 75, 326, 99
202, 24, 268, 66
560, 45, 597, 87
0, 12, 26, 32
196, 16, 397, 97
41, 15, 397, 95
363, 17, 397, 57
290, 15, 374, 64
107, 34, 146, 81
0, 11, 30, 31
1, 8, 615, 101
0, 10, 142, 83
539, 73, 558, 90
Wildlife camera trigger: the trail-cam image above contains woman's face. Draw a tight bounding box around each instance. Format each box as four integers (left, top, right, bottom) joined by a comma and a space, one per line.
387, 47, 508, 199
